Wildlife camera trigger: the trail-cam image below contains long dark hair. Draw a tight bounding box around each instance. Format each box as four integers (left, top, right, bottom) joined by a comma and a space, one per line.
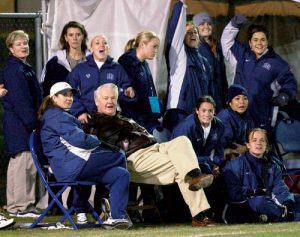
59, 21, 88, 52
38, 96, 57, 121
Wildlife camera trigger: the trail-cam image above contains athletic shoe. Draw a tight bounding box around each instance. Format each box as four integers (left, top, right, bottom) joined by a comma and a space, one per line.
102, 217, 132, 230
9, 209, 41, 218
76, 213, 88, 224
101, 198, 111, 221
0, 214, 14, 229
258, 214, 268, 223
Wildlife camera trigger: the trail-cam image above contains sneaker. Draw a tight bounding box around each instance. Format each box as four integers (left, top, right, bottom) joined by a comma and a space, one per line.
9, 209, 41, 218
0, 214, 14, 229
192, 216, 217, 227
258, 214, 268, 223
102, 217, 132, 230
8, 212, 17, 217
189, 174, 214, 191
101, 198, 111, 221
76, 213, 88, 224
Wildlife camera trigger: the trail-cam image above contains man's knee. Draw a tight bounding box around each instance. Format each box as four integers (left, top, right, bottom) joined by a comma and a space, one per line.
170, 136, 191, 146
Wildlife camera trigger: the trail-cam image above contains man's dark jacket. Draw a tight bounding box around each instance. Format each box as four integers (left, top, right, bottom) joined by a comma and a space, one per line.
86, 112, 156, 156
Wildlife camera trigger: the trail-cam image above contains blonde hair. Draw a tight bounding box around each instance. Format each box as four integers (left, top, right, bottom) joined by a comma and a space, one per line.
90, 34, 108, 48
247, 128, 269, 146
124, 31, 159, 52
94, 83, 119, 102
186, 21, 199, 33
6, 30, 29, 49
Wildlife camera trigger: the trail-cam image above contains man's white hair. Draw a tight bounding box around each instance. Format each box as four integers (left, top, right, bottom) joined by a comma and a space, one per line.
94, 83, 119, 101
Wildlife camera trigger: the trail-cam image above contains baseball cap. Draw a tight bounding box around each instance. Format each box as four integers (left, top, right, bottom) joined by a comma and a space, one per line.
49, 82, 77, 97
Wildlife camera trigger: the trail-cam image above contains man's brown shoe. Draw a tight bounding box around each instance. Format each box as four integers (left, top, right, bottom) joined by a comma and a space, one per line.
188, 174, 214, 191
192, 216, 217, 227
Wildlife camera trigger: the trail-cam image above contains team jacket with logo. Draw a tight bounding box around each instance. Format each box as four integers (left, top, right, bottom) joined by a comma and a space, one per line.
171, 113, 224, 172
221, 22, 297, 129
67, 54, 133, 117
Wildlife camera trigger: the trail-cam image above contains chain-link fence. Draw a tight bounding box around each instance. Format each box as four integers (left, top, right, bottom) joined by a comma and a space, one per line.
0, 13, 43, 77
0, 17, 36, 69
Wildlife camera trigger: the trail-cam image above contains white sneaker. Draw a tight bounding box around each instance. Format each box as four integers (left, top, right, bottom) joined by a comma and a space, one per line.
0, 214, 14, 229
102, 217, 132, 230
76, 213, 88, 224
258, 214, 268, 223
101, 198, 111, 221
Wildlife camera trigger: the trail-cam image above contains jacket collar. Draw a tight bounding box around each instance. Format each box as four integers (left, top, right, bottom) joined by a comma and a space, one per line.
55, 49, 90, 71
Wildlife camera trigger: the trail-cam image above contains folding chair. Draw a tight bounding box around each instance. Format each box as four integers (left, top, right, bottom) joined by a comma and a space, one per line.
272, 111, 300, 194
273, 111, 300, 174
28, 130, 103, 230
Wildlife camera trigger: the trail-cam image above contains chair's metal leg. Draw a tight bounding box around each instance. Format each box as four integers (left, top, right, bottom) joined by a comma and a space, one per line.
88, 202, 102, 224
29, 185, 69, 229
58, 206, 74, 224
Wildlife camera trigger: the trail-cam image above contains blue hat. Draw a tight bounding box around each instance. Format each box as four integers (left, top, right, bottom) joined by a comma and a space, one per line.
193, 12, 212, 26
226, 84, 248, 103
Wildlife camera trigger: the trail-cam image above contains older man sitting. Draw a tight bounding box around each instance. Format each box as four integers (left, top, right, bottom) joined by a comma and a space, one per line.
86, 83, 216, 227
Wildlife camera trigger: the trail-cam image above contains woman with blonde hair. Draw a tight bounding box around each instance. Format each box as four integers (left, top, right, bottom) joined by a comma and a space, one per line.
163, 1, 213, 133
2, 30, 42, 217
118, 31, 162, 134
223, 128, 300, 223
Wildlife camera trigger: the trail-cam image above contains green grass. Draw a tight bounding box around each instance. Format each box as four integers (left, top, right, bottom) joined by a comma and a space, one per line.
1, 217, 300, 237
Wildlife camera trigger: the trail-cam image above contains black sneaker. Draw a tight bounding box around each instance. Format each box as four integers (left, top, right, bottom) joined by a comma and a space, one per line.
10, 209, 41, 218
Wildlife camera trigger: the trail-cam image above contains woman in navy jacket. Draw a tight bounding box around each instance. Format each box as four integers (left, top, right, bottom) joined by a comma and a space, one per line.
39, 82, 131, 229
193, 12, 228, 112
172, 96, 225, 221
41, 21, 89, 97
2, 30, 42, 217
217, 84, 254, 160
118, 31, 162, 134
223, 128, 300, 223
68, 35, 134, 124
172, 96, 224, 173
163, 1, 213, 132
221, 15, 297, 132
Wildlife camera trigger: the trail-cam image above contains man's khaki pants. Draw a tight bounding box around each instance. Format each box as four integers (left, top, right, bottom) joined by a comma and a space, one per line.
127, 136, 210, 217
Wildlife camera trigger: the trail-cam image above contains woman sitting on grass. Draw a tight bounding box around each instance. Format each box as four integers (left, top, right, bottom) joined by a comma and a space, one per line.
223, 128, 300, 223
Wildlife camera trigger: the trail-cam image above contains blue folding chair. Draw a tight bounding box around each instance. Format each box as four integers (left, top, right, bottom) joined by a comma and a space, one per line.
271, 111, 300, 195
273, 111, 300, 175
28, 130, 103, 230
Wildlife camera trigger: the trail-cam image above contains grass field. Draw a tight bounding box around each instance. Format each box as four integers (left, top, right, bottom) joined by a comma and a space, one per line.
1, 217, 300, 237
